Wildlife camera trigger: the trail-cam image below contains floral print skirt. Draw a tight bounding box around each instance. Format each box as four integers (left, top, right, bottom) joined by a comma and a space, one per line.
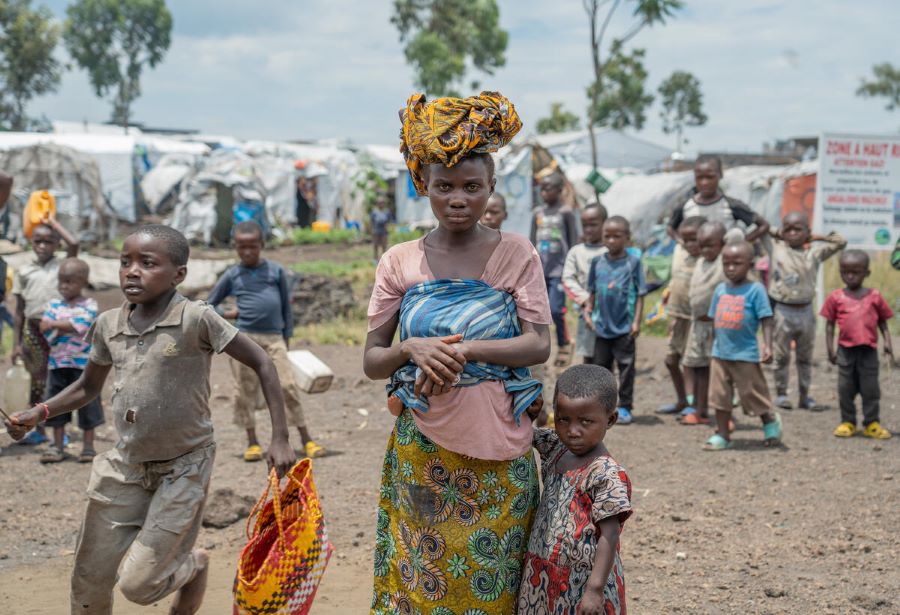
372, 409, 539, 615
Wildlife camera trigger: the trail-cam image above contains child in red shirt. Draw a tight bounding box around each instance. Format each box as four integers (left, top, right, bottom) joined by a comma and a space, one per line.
820, 250, 893, 439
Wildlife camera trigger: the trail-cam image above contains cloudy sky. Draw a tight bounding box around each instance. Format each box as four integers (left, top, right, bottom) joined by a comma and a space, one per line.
32, 0, 899, 154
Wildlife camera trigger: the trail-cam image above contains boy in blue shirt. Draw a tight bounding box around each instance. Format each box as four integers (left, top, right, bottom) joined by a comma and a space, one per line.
584, 216, 646, 424
207, 221, 324, 461
704, 241, 782, 450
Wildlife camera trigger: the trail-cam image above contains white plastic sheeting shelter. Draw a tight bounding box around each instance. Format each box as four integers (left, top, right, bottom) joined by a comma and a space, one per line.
537, 129, 674, 174
0, 132, 208, 222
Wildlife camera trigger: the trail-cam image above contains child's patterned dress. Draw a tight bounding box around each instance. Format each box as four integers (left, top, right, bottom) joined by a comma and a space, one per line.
517, 429, 632, 614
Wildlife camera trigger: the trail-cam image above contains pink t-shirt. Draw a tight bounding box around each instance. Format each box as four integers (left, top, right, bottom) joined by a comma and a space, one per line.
368, 233, 552, 460
820, 288, 893, 349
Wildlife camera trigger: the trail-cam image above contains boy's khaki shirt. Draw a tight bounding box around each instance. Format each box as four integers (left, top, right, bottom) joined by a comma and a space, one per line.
667, 246, 698, 319
88, 293, 238, 463
689, 256, 725, 320
11, 255, 59, 318
768, 233, 846, 305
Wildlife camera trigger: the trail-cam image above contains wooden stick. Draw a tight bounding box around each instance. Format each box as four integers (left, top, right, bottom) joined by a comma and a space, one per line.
0, 405, 12, 422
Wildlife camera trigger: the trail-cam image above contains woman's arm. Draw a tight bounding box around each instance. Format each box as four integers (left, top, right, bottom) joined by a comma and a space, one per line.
457, 320, 551, 367
363, 312, 467, 383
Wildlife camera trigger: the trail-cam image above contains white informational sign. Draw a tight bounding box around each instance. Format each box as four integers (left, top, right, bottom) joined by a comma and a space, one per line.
814, 132, 900, 250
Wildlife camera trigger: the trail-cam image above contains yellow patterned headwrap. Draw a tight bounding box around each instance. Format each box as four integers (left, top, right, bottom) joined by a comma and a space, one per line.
399, 91, 522, 196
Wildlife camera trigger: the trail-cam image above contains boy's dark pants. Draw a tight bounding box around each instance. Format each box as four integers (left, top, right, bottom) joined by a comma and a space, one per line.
593, 334, 635, 409
837, 345, 881, 426
545, 276, 570, 346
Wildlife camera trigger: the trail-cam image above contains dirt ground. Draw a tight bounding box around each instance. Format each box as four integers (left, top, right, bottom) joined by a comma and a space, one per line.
1, 327, 898, 614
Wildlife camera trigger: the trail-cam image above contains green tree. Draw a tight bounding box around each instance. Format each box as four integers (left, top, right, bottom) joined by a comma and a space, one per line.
391, 0, 507, 97
536, 102, 580, 134
856, 62, 900, 112
658, 70, 707, 152
0, 0, 62, 131
63, 0, 172, 129
583, 0, 683, 168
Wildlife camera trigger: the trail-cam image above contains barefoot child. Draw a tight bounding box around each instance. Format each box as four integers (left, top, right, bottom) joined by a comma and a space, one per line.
531, 172, 578, 365
5, 224, 295, 615
39, 258, 103, 464
821, 250, 894, 439
680, 221, 727, 425
480, 192, 508, 230
519, 364, 632, 614
10, 219, 79, 445
583, 216, 646, 425
768, 212, 846, 410
207, 220, 325, 461
562, 202, 608, 363
704, 241, 782, 450
657, 216, 705, 415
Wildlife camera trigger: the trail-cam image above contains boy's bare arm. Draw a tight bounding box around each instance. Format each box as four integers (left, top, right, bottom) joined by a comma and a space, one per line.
10, 295, 25, 360
760, 316, 773, 363
584, 294, 596, 330
745, 214, 770, 243
631, 295, 644, 337
824, 321, 836, 364
224, 332, 295, 477
46, 218, 79, 257
878, 320, 893, 357
5, 361, 110, 438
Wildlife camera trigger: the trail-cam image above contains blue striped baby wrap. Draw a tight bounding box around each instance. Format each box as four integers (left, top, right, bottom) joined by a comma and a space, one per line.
388, 278, 543, 423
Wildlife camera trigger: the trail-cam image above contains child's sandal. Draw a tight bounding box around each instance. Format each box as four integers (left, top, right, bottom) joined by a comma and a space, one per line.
40, 446, 67, 464
763, 413, 783, 446
681, 412, 710, 425
703, 434, 733, 451
79, 448, 97, 463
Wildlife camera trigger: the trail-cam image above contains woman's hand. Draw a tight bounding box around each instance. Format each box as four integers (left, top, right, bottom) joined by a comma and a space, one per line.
578, 585, 606, 615
414, 372, 456, 398
401, 334, 466, 389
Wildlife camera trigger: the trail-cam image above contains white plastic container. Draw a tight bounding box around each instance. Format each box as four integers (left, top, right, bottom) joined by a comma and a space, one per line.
287, 350, 334, 394
3, 359, 31, 412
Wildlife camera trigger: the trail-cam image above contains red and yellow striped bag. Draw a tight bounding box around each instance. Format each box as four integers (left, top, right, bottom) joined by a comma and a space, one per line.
233, 459, 333, 614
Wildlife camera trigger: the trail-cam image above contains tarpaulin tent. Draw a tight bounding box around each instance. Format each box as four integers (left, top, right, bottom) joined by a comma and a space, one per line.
0, 143, 110, 241
0, 131, 208, 222
536, 129, 674, 173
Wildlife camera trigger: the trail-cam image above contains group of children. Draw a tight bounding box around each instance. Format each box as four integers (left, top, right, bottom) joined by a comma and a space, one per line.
482, 155, 894, 446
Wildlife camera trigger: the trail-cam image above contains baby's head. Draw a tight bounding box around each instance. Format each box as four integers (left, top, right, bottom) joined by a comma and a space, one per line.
679, 215, 706, 258
553, 364, 619, 456
119, 224, 189, 304
697, 220, 727, 262
781, 212, 811, 249
58, 258, 90, 302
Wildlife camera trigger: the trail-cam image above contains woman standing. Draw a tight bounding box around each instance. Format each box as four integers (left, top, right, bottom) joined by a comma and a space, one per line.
364, 92, 551, 614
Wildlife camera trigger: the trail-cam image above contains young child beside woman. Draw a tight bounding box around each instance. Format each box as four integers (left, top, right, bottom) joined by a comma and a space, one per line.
520, 364, 632, 614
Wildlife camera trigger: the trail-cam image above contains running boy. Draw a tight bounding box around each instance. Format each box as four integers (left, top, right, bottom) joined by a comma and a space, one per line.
10, 219, 79, 445
821, 250, 893, 439
562, 202, 608, 363
704, 241, 782, 450
5, 224, 295, 615
680, 221, 727, 425
39, 258, 102, 464
207, 220, 324, 461
531, 172, 578, 365
584, 216, 646, 424
768, 212, 846, 409
658, 216, 705, 415
667, 155, 769, 244
520, 364, 632, 614
480, 192, 508, 230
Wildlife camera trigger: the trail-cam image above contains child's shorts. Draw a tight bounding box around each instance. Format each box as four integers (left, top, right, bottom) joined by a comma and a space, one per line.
44, 368, 105, 430
682, 320, 713, 368
709, 358, 772, 416
666, 316, 691, 358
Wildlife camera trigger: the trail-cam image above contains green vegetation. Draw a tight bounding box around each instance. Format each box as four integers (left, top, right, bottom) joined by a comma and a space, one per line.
288, 228, 360, 245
